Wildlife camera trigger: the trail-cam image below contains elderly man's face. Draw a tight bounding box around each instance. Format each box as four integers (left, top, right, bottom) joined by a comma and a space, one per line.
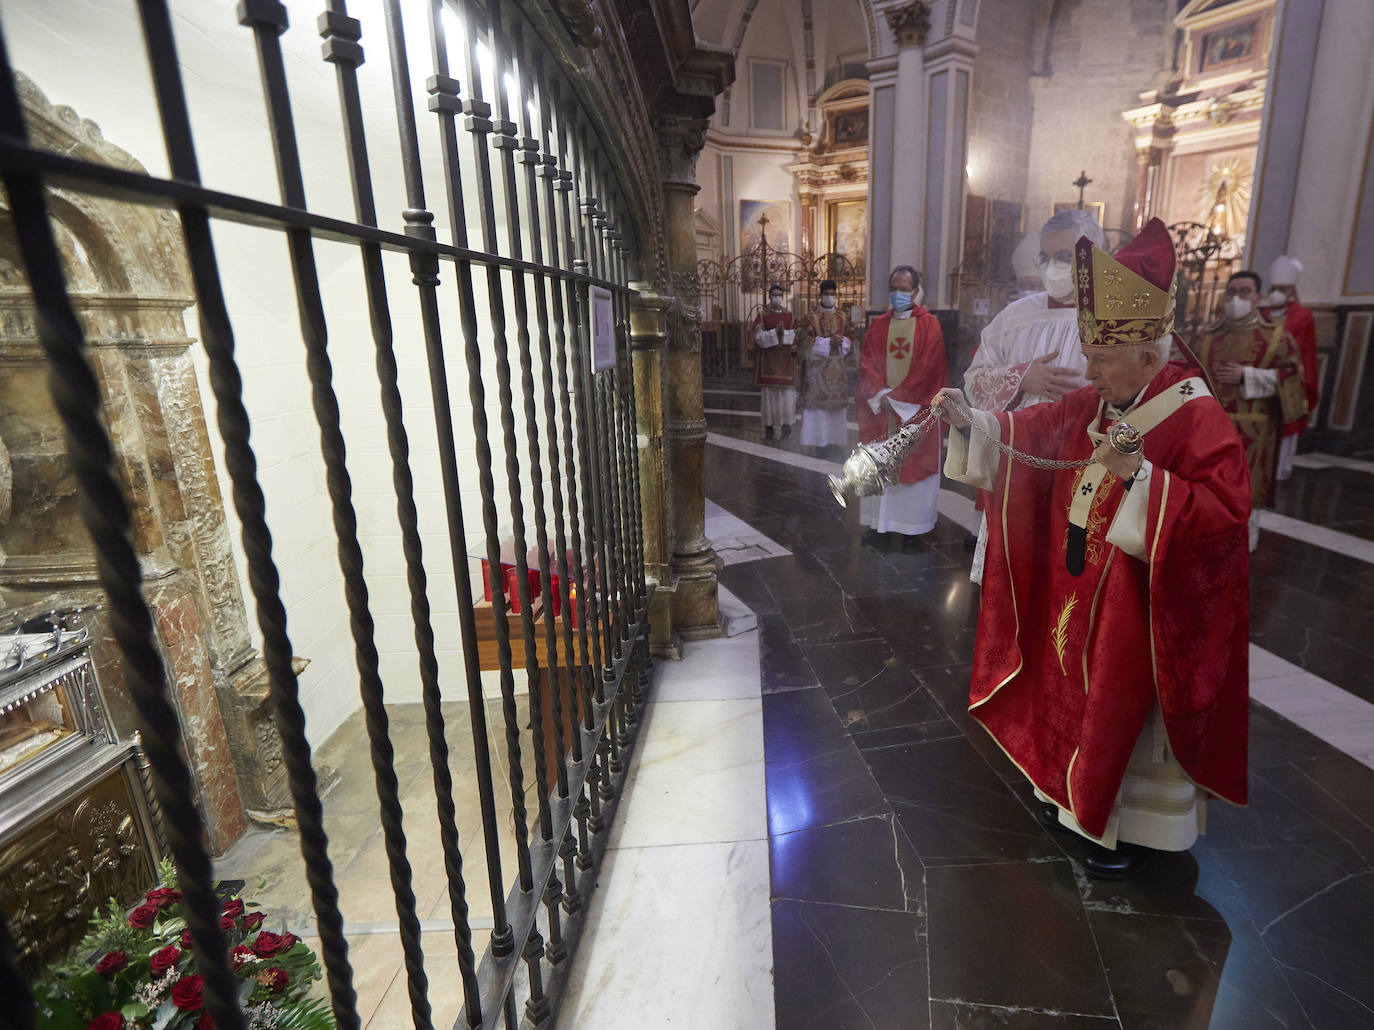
1081, 345, 1158, 407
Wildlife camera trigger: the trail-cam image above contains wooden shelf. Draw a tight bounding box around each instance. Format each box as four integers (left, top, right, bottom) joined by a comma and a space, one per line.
471, 599, 585, 671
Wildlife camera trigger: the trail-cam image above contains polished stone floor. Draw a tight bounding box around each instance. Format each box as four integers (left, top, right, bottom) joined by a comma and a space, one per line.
704, 383, 1374, 1030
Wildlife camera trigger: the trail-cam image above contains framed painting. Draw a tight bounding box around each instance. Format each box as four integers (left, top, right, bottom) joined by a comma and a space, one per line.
826, 200, 867, 264
1052, 201, 1106, 226
740, 199, 791, 255
830, 107, 868, 148
1197, 15, 1262, 74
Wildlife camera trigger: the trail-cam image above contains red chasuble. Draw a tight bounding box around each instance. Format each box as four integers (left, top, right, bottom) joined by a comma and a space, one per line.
856, 308, 948, 483
750, 310, 798, 388
971, 362, 1251, 838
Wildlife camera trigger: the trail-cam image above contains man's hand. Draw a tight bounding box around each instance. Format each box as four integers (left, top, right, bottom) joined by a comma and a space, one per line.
931, 389, 970, 428
1093, 439, 1143, 482
1214, 362, 1245, 386
829, 334, 843, 354
1019, 353, 1081, 400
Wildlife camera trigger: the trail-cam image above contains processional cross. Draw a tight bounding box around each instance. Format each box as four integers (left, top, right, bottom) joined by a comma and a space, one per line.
1073, 170, 1093, 210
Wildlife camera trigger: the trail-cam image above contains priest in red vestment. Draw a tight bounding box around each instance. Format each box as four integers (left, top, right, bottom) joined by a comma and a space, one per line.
1262, 255, 1320, 481
856, 265, 948, 545
933, 219, 1251, 879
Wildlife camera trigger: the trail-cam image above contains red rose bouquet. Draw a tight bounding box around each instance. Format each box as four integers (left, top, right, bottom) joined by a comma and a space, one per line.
32, 860, 332, 1029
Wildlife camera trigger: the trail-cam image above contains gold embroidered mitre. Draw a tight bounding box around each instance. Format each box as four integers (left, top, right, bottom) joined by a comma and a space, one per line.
1074, 217, 1178, 348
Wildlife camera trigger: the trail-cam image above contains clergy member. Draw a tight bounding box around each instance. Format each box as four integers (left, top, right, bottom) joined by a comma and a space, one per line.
798, 279, 855, 453
1261, 255, 1319, 480
751, 283, 799, 440
856, 265, 948, 546
1197, 269, 1306, 549
961, 209, 1101, 582
934, 219, 1251, 879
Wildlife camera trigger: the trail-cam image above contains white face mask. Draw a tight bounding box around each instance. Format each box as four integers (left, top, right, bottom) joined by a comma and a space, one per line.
1040, 260, 1075, 300
820, 295, 836, 309
1224, 296, 1254, 321
770, 296, 784, 310
1267, 289, 1289, 309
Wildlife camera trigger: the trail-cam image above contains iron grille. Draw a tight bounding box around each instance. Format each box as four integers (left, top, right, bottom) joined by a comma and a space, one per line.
0, 0, 650, 1027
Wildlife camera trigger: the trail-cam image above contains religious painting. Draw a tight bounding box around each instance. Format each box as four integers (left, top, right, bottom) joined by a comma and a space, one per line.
1328, 312, 1371, 432
961, 195, 1023, 285
830, 107, 868, 148
739, 199, 791, 255
826, 200, 867, 266
1051, 201, 1106, 226
1197, 16, 1261, 73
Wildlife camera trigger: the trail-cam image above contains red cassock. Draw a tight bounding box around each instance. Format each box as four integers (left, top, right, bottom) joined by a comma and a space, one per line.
1265, 302, 1319, 437
856, 309, 948, 483
971, 362, 1251, 838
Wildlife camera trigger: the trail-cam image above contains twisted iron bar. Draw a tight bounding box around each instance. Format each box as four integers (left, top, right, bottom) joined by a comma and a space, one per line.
0, 27, 245, 1030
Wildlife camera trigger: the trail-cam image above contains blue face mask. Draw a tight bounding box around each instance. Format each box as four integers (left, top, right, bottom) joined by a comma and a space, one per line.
890, 290, 913, 312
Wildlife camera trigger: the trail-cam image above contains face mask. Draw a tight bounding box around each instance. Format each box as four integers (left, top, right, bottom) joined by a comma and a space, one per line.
890, 290, 912, 312
1224, 296, 1253, 321
820, 295, 836, 309
1041, 260, 1075, 300
769, 296, 783, 310
1267, 289, 1289, 309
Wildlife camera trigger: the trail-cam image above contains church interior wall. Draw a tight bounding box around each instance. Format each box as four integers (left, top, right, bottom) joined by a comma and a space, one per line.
2, 0, 576, 749
964, 0, 1038, 213
1022, 0, 1175, 235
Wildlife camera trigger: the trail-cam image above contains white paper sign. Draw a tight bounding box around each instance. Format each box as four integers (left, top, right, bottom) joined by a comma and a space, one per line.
972, 298, 990, 316
591, 285, 616, 371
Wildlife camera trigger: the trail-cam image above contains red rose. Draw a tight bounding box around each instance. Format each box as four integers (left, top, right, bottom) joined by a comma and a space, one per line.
240, 912, 264, 932
229, 945, 256, 972
127, 904, 157, 929
145, 887, 182, 910
94, 950, 128, 977
86, 1014, 123, 1030
257, 966, 290, 994
197, 1014, 214, 1030
181, 928, 195, 949
250, 930, 298, 957
219, 913, 236, 932
149, 945, 181, 977
221, 898, 244, 918
171, 974, 205, 1011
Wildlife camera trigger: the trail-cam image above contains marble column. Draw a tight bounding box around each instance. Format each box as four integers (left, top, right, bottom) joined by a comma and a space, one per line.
865, 53, 900, 305
657, 115, 721, 651
628, 286, 674, 654
920, 33, 975, 308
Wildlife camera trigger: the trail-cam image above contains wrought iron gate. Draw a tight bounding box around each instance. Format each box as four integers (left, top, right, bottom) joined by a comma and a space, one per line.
0, 0, 649, 1027
697, 231, 865, 379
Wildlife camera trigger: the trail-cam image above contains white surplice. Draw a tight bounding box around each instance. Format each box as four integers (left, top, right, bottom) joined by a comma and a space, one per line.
963, 292, 1087, 583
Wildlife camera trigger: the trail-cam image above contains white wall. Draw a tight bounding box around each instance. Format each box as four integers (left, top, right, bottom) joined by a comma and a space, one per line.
3, 0, 579, 747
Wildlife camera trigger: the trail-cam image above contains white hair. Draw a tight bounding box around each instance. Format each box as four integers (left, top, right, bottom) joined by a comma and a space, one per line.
1041, 208, 1105, 250
1120, 335, 1174, 366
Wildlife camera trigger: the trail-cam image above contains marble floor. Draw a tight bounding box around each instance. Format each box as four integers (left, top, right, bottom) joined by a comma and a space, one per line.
704, 382, 1374, 1030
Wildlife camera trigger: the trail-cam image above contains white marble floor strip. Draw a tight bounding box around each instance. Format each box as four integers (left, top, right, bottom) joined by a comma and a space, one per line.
706, 496, 794, 565
1293, 452, 1374, 475
1256, 509, 1374, 565
557, 631, 774, 1028
1249, 644, 1374, 770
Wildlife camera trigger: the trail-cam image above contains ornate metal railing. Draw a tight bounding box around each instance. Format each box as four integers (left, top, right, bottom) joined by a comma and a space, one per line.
0, 1, 649, 1027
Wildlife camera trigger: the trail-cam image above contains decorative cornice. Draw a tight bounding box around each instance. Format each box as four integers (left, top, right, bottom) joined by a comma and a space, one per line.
885, 1, 930, 48
549, 0, 603, 48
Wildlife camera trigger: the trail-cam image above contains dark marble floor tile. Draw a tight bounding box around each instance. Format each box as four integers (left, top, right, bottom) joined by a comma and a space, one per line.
770, 813, 923, 913
1290, 748, 1374, 830
1088, 910, 1312, 1030
779, 592, 880, 644
758, 613, 820, 690
1261, 871, 1374, 1022
927, 861, 1114, 1017
1247, 703, 1340, 771
772, 900, 928, 1030
849, 593, 980, 671
765, 732, 892, 836
828, 664, 950, 739
717, 562, 781, 615
850, 717, 965, 752
1255, 763, 1374, 867
802, 636, 897, 693
1201, 775, 1365, 853
810, 543, 924, 595
930, 1003, 1117, 1028
865, 737, 1062, 865
1070, 843, 1248, 923
1199, 841, 1369, 931
757, 552, 843, 601
762, 686, 853, 765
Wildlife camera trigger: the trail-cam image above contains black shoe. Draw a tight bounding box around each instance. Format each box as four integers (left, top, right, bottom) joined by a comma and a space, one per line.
1082, 841, 1157, 880
901, 534, 924, 550
862, 529, 886, 546
764, 426, 775, 440
1038, 803, 1066, 833
781, 424, 792, 439
962, 533, 978, 553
